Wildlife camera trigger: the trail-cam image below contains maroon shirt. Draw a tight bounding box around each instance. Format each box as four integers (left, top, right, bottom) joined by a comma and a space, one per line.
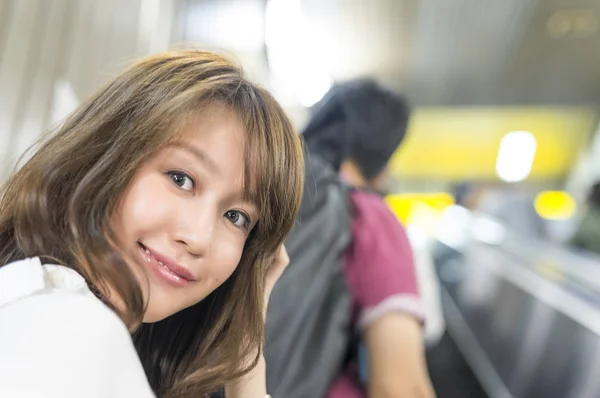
328, 190, 424, 398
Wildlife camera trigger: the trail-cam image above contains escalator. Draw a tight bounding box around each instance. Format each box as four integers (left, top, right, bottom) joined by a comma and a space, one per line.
432, 208, 600, 398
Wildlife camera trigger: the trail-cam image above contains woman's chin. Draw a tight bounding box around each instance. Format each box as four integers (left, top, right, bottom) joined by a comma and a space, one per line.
142, 308, 172, 323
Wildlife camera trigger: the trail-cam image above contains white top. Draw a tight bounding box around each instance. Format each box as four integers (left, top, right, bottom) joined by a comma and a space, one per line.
0, 257, 155, 397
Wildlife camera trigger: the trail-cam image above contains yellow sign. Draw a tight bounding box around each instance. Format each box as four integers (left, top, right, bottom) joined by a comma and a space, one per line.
385, 193, 455, 225
388, 107, 597, 180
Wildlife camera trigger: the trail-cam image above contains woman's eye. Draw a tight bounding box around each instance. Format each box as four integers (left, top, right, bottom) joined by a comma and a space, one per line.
225, 210, 250, 230
167, 171, 194, 191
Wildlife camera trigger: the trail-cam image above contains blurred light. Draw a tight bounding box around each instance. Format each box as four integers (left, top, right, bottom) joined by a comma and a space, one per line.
471, 217, 507, 245
265, 0, 332, 107
547, 9, 598, 38
298, 76, 332, 107
185, 0, 264, 53
406, 225, 429, 249
408, 202, 443, 235
496, 131, 537, 182
436, 205, 472, 249
534, 191, 577, 220
265, 0, 301, 49
385, 192, 455, 226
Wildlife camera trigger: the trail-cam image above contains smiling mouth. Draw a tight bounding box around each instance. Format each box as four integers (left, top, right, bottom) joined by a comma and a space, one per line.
137, 242, 195, 286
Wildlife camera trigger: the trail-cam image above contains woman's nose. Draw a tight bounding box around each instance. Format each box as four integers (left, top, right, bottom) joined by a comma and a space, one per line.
173, 206, 216, 257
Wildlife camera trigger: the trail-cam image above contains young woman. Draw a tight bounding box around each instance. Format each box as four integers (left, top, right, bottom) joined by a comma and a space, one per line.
0, 50, 304, 397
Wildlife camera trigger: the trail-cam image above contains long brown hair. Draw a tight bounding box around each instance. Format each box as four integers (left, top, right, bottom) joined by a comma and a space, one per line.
0, 50, 304, 396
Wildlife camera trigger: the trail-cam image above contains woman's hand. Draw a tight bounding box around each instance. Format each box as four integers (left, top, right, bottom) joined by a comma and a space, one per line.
224, 246, 289, 398
263, 245, 289, 317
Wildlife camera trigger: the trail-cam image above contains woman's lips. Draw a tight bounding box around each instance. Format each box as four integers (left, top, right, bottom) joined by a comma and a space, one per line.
138, 242, 196, 287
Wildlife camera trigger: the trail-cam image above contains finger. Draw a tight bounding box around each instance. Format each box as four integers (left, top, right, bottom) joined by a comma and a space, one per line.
275, 245, 289, 269
266, 246, 289, 291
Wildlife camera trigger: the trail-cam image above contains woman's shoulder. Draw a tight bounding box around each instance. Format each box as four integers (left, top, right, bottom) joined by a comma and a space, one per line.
1, 257, 126, 335
0, 258, 154, 397
1, 256, 128, 339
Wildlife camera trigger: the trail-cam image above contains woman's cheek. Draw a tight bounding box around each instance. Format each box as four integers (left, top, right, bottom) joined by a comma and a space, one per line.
214, 237, 245, 278
127, 178, 175, 224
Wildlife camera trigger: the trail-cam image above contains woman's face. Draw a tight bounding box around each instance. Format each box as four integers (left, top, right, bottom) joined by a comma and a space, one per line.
111, 104, 258, 322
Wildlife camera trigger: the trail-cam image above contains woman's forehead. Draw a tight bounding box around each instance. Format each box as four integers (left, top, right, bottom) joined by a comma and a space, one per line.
168, 104, 266, 211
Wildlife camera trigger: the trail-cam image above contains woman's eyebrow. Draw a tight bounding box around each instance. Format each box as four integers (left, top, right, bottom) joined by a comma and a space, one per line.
171, 143, 221, 176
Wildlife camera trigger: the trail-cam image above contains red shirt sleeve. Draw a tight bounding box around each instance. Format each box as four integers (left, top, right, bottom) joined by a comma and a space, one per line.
344, 190, 424, 331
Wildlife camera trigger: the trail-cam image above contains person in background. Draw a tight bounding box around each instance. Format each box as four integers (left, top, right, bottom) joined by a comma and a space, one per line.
267, 79, 434, 398
324, 81, 434, 398
570, 182, 600, 254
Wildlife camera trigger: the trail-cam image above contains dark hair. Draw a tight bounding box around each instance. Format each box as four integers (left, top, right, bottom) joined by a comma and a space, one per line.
588, 182, 600, 208
302, 78, 410, 181
0, 50, 304, 396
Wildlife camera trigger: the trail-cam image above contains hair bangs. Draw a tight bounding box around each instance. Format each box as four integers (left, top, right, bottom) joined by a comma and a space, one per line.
232, 84, 304, 252
236, 91, 274, 234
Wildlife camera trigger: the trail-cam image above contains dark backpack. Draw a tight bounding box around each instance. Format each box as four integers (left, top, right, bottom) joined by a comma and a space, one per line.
264, 153, 353, 398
